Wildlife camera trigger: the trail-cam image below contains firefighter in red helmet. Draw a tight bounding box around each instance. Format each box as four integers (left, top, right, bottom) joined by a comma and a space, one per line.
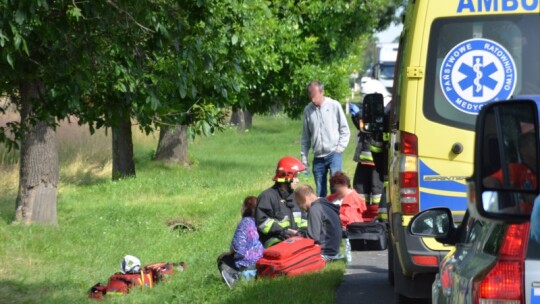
255, 156, 309, 247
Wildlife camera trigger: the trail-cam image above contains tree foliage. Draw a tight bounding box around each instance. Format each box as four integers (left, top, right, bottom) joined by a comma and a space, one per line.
0, 0, 401, 143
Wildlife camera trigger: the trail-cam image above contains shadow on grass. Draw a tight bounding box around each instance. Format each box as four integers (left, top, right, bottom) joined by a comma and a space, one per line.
0, 196, 15, 224
60, 170, 110, 187
248, 125, 286, 135
222, 267, 344, 304
0, 279, 87, 304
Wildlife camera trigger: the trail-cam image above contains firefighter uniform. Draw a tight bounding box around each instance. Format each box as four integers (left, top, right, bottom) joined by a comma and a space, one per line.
353, 132, 385, 215
366, 102, 392, 222
255, 183, 308, 248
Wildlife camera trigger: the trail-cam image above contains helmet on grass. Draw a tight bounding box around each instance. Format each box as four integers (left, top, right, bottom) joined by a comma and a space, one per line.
273, 156, 306, 183
121, 255, 141, 274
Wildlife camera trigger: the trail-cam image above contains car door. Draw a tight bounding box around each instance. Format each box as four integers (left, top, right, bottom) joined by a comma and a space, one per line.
434, 211, 506, 304
433, 211, 482, 304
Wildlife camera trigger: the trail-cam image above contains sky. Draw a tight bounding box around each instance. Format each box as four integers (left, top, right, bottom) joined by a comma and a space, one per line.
376, 22, 403, 43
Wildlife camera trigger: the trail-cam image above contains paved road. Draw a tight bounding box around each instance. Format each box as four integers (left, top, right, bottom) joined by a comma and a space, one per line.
335, 249, 431, 304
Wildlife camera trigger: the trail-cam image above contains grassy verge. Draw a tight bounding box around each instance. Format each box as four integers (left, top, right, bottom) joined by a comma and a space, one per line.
0, 114, 357, 304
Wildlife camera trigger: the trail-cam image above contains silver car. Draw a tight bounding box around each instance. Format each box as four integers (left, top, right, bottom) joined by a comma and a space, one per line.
409, 100, 540, 303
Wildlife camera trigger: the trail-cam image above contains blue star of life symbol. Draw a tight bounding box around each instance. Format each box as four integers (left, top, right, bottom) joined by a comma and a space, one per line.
439, 38, 517, 115
457, 56, 498, 97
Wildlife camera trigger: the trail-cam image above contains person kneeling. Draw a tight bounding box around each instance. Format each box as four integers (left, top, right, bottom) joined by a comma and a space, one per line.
294, 184, 343, 262
217, 196, 264, 288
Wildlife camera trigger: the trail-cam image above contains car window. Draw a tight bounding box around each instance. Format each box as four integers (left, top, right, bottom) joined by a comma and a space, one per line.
424, 14, 540, 130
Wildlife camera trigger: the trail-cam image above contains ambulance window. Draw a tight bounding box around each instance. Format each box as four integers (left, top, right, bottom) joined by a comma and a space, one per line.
392, 35, 406, 130
424, 15, 540, 130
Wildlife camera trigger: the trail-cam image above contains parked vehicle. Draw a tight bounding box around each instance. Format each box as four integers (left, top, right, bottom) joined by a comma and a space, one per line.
409, 100, 540, 304
367, 43, 398, 92
363, 1, 540, 301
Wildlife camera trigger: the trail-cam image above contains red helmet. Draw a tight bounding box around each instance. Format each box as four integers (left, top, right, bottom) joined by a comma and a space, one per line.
273, 156, 306, 182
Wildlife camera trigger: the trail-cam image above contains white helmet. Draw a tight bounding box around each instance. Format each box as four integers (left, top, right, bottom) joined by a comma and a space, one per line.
360, 77, 391, 106
121, 255, 141, 274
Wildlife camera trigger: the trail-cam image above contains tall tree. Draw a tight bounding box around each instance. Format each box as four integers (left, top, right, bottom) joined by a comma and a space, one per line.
14, 81, 59, 225
0, 0, 401, 223
153, 125, 189, 165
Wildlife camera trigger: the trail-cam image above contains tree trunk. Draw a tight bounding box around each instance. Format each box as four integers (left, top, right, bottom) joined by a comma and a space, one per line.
230, 108, 246, 130
112, 111, 135, 180
14, 81, 59, 225
270, 103, 282, 115
153, 125, 189, 165
230, 109, 252, 130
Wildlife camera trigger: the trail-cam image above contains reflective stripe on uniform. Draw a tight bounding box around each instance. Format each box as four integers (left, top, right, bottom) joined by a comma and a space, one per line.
359, 194, 382, 205
377, 207, 388, 220
359, 151, 373, 162
295, 215, 308, 228
259, 219, 275, 234
383, 132, 389, 141
259, 216, 290, 234
278, 216, 291, 228
264, 238, 281, 248
370, 145, 383, 153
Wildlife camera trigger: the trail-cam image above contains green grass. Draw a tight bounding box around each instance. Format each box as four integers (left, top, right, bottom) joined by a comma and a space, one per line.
0, 114, 357, 304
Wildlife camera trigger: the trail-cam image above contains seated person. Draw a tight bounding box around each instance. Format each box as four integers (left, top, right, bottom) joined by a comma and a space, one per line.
484, 131, 536, 188
484, 131, 537, 213
294, 184, 343, 262
327, 171, 367, 228
217, 196, 264, 288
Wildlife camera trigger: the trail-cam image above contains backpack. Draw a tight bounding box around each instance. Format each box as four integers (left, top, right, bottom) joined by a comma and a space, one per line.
87, 261, 186, 299
105, 271, 154, 295
256, 236, 326, 277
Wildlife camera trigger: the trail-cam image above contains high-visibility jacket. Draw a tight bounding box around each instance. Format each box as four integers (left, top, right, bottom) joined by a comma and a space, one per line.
255, 183, 308, 248
353, 132, 375, 165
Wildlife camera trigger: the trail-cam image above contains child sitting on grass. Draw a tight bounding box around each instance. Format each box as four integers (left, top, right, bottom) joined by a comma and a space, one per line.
217, 196, 264, 288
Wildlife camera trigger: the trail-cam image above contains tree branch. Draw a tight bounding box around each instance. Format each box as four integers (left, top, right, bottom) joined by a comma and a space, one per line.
105, 0, 155, 33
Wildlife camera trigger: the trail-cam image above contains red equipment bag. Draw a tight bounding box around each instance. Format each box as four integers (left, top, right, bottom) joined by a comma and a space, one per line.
143, 262, 186, 283
256, 236, 326, 277
88, 283, 108, 300
105, 271, 154, 295
87, 261, 186, 300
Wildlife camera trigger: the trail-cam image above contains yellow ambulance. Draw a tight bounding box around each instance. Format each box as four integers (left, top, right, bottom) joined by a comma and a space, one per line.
385, 0, 540, 301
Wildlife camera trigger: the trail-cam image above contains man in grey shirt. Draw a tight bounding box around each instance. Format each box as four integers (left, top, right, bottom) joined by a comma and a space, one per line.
301, 80, 350, 197
294, 184, 343, 261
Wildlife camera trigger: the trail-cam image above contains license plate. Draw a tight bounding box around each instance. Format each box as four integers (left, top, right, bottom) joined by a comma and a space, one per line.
532, 282, 540, 304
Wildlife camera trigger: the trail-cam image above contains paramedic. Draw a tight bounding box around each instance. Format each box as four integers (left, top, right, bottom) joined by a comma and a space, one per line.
255, 156, 309, 248
327, 171, 367, 227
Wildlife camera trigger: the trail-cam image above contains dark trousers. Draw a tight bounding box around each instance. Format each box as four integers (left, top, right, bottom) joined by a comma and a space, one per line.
217, 252, 239, 272
353, 163, 383, 200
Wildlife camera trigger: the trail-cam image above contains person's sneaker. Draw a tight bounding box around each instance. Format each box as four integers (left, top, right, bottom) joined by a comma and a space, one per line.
221, 269, 237, 289
322, 253, 345, 262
